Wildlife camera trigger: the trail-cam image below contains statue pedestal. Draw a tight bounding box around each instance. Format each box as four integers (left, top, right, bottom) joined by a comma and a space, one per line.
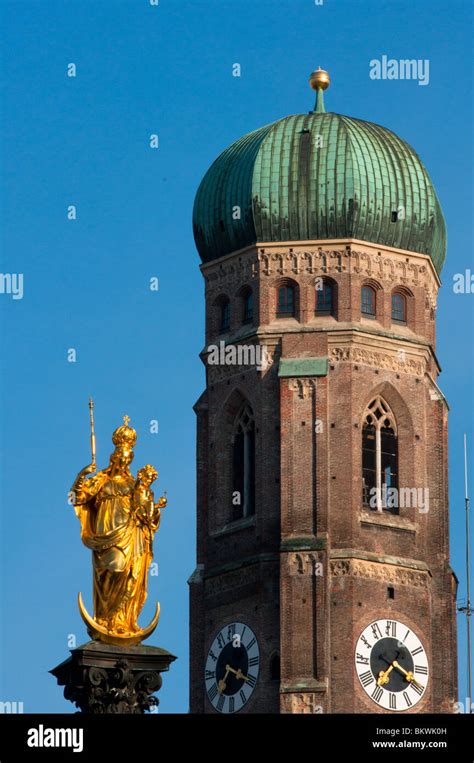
50, 640, 177, 714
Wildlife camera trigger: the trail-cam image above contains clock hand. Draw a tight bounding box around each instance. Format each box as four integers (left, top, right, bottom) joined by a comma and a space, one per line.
218, 665, 231, 694
392, 660, 424, 690
227, 665, 250, 682
379, 653, 397, 666
377, 664, 395, 686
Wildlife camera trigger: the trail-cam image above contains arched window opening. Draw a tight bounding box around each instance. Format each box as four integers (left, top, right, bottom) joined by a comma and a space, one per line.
392, 292, 407, 323
232, 403, 255, 520
316, 279, 335, 315
361, 285, 376, 317
243, 290, 253, 324
277, 284, 295, 317
219, 298, 230, 333
362, 397, 398, 513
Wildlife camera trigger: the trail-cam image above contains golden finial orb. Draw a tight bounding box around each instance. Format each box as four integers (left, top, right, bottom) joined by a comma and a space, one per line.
309, 67, 330, 91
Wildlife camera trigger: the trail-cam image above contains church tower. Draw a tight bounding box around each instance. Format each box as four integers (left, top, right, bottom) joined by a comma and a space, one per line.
189, 69, 458, 714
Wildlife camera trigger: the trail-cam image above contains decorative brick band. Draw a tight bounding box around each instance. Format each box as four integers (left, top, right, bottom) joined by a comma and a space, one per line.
330, 559, 430, 589
256, 245, 438, 295
330, 346, 426, 377
202, 244, 439, 306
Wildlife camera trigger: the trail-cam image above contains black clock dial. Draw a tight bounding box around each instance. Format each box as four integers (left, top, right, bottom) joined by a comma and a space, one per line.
370, 638, 414, 693
215, 642, 248, 695
205, 622, 259, 713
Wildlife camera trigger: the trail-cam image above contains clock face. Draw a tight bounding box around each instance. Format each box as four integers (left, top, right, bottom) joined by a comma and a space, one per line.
205, 622, 259, 713
355, 619, 429, 711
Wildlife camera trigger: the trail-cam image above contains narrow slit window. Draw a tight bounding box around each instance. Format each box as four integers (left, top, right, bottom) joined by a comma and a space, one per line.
361, 285, 376, 317
219, 299, 230, 333
243, 290, 253, 324
392, 293, 406, 323
316, 280, 335, 315
232, 404, 256, 520
277, 285, 295, 317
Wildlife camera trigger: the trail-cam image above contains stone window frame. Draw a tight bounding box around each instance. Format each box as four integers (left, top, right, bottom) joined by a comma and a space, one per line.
362, 396, 398, 514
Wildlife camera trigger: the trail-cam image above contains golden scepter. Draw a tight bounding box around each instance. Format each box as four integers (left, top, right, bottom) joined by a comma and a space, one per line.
89, 397, 96, 469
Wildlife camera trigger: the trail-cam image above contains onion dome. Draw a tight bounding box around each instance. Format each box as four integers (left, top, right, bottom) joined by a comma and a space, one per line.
193, 68, 446, 273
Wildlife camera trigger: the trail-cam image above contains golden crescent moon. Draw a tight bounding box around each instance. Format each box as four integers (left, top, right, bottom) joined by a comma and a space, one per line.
78, 592, 160, 647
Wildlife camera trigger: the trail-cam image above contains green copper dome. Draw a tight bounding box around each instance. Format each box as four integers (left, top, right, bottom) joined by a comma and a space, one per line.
193, 87, 446, 272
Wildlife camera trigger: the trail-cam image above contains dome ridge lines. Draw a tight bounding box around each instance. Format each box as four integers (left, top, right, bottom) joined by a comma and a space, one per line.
193, 97, 446, 271
362, 121, 404, 249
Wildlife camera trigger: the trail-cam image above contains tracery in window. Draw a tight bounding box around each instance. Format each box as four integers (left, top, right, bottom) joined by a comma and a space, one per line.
362, 396, 398, 513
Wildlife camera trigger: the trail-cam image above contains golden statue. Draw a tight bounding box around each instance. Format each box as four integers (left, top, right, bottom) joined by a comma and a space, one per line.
71, 403, 167, 646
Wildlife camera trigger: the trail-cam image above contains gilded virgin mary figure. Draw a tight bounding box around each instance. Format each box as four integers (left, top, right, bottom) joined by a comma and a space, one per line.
71, 417, 166, 644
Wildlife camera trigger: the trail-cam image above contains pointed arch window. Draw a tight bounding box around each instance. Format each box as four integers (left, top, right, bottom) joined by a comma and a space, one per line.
232, 403, 255, 520
362, 397, 398, 513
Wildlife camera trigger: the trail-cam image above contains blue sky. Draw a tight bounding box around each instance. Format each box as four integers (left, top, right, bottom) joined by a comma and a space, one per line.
0, 0, 472, 713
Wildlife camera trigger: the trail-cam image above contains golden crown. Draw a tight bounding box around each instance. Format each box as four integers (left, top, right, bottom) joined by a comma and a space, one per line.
112, 415, 137, 449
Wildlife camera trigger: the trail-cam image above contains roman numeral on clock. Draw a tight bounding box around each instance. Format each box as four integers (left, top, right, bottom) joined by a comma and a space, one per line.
415, 665, 428, 675
389, 693, 397, 710
229, 696, 235, 713
385, 620, 397, 637
217, 694, 225, 712
205, 670, 215, 680
248, 656, 259, 667
371, 685, 383, 703
411, 646, 423, 656
359, 670, 375, 688
403, 691, 412, 707
239, 689, 247, 704
411, 682, 424, 697
246, 674, 257, 688
246, 637, 256, 650
356, 653, 369, 665
208, 683, 218, 702
371, 623, 382, 640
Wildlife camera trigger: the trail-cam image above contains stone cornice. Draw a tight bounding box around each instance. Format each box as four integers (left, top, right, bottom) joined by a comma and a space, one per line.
203, 324, 435, 349
199, 326, 441, 381
280, 536, 328, 552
